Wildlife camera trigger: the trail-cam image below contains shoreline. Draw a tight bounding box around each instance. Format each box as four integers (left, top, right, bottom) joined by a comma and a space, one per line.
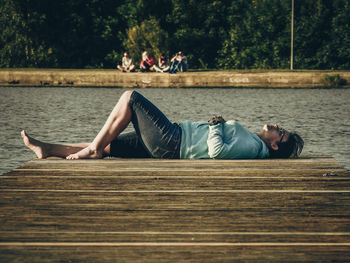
1, 69, 350, 88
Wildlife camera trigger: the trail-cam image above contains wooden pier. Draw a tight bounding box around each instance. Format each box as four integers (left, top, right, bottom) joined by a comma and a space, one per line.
1, 156, 350, 262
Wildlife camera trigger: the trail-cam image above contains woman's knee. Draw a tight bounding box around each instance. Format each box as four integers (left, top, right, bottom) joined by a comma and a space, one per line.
120, 90, 134, 105
123, 90, 133, 99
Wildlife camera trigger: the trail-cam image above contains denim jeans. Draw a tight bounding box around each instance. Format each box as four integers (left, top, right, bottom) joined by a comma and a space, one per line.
109, 91, 182, 159
169, 61, 187, 73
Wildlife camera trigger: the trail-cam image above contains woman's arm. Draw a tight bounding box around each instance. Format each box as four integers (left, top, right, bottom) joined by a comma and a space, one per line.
207, 116, 228, 158
146, 57, 156, 66
207, 124, 227, 158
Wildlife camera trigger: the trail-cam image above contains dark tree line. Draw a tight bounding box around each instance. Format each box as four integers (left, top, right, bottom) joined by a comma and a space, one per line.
1, 0, 349, 69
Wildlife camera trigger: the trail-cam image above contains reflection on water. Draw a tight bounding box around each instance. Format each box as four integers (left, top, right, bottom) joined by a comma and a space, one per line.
0, 87, 349, 174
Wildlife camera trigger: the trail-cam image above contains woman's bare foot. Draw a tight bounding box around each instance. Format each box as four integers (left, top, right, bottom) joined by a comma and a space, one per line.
21, 130, 48, 159
66, 146, 103, 160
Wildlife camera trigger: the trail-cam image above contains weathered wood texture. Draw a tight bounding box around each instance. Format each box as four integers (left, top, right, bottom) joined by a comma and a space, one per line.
1, 157, 349, 262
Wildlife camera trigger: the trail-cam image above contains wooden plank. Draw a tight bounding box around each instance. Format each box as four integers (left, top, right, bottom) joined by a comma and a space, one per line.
1, 208, 349, 233
1, 192, 349, 232
1, 176, 350, 190
4, 167, 348, 177
14, 157, 344, 170
1, 231, 350, 243
1, 242, 350, 247
1, 191, 350, 210
0, 246, 350, 262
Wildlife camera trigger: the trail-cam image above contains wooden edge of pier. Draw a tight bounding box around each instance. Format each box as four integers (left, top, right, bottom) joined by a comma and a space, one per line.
1, 156, 350, 262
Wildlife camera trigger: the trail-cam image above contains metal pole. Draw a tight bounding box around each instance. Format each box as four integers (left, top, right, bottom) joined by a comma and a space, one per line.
290, 0, 294, 70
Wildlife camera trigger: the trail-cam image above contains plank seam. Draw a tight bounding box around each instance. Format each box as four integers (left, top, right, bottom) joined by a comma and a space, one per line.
1, 231, 349, 235
1, 189, 350, 193
2, 176, 349, 179
14, 167, 344, 172
1, 242, 350, 247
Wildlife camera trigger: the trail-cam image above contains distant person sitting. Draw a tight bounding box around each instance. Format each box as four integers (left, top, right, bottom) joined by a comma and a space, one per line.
169, 51, 188, 73
140, 51, 156, 72
117, 52, 136, 72
154, 54, 170, 72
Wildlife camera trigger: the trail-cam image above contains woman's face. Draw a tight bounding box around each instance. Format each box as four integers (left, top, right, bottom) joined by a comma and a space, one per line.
260, 124, 289, 150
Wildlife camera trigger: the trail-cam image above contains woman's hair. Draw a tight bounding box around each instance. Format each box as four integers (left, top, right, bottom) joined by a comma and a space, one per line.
269, 132, 304, 158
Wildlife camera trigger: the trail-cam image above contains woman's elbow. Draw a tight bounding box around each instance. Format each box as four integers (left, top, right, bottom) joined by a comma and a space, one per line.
208, 148, 222, 159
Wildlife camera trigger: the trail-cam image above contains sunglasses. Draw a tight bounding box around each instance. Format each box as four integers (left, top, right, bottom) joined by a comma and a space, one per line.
278, 127, 286, 144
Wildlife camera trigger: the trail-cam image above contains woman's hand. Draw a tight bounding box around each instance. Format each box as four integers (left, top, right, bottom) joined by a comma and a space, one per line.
208, 115, 226, 126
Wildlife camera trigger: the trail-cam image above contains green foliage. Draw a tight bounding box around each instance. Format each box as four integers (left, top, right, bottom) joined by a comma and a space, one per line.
0, 0, 350, 69
124, 17, 168, 63
217, 0, 290, 69
0, 0, 58, 67
320, 74, 347, 88
166, 0, 228, 68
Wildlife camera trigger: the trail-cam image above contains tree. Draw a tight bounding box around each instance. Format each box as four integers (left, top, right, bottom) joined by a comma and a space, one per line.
217, 0, 290, 69
124, 17, 169, 62
1, 0, 349, 69
166, 0, 229, 69
0, 0, 57, 67
330, 0, 350, 69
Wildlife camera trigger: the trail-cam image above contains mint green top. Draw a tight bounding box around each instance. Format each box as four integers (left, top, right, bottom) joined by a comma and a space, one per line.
179, 120, 269, 159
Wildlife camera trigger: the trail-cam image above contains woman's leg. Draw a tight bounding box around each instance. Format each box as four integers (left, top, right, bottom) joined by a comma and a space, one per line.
169, 61, 179, 73
117, 65, 125, 72
129, 65, 136, 72
128, 91, 181, 159
23, 90, 180, 160
109, 131, 150, 158
66, 90, 134, 159
21, 130, 111, 159
153, 65, 162, 72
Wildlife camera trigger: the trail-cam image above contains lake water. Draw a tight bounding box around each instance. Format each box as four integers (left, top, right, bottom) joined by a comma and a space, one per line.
0, 87, 349, 174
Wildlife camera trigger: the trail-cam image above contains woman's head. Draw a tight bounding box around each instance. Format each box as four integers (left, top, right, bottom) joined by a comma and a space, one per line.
269, 132, 304, 158
142, 51, 148, 59
258, 124, 304, 158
